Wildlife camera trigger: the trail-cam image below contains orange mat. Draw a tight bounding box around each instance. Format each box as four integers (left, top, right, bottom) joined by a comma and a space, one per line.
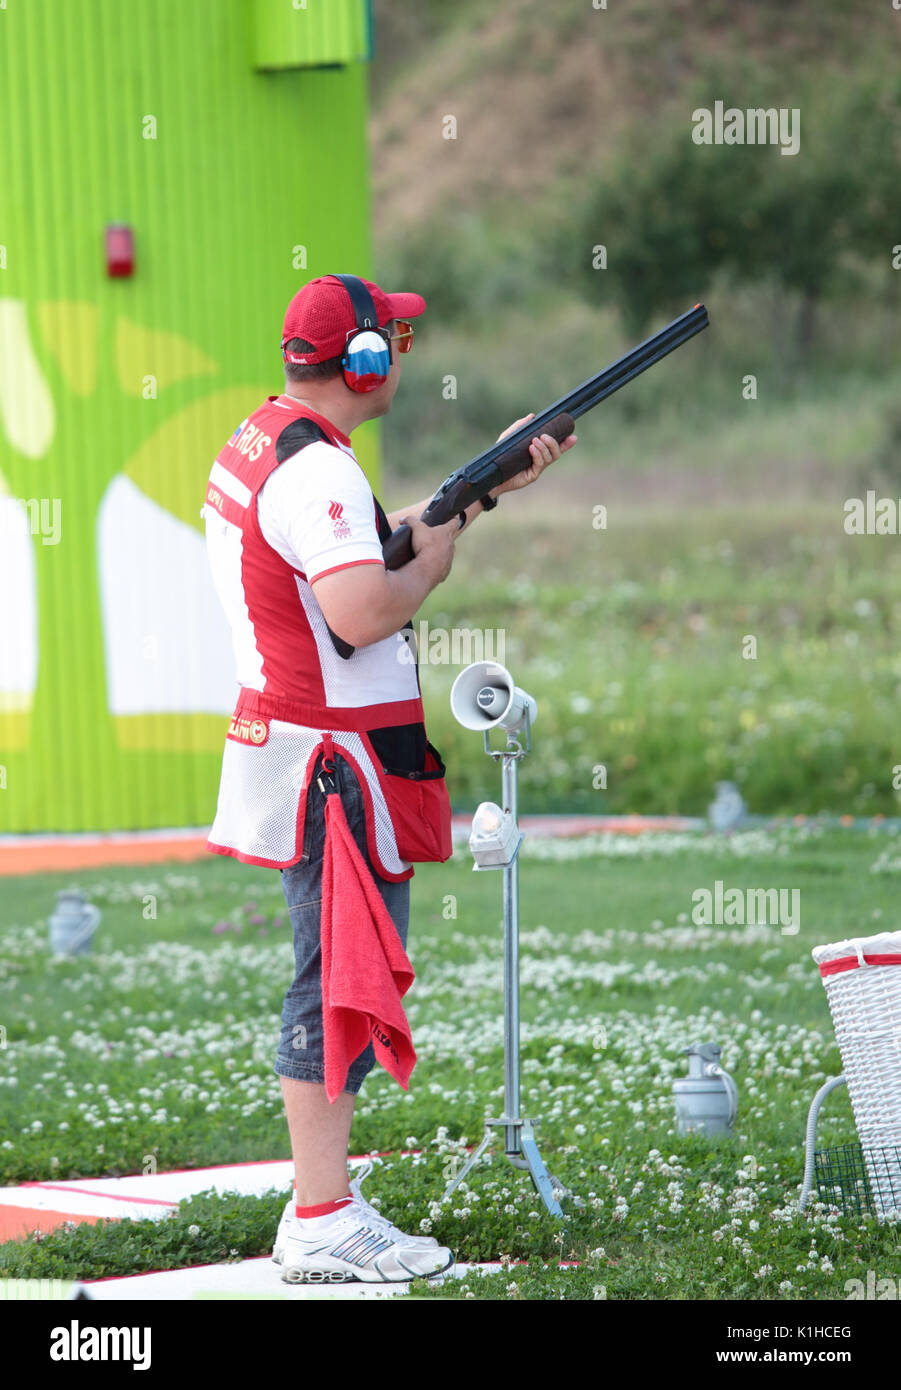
0, 815, 707, 877
0, 1206, 108, 1241
0, 837, 209, 877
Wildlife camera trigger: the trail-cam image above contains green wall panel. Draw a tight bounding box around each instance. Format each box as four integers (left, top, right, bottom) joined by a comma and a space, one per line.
252, 0, 371, 70
0, 0, 378, 832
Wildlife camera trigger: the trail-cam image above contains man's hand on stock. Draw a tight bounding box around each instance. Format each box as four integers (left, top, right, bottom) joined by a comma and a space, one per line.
405, 512, 458, 584
492, 412, 578, 495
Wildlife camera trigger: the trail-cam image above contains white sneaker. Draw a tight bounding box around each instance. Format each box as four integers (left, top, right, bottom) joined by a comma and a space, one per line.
271, 1196, 298, 1266
280, 1196, 454, 1284
348, 1161, 440, 1247
271, 1161, 439, 1264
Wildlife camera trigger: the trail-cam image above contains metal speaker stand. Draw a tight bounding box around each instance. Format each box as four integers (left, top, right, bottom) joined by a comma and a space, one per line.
441, 709, 564, 1219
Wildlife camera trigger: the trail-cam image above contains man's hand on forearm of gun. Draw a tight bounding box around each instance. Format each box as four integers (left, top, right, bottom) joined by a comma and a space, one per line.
384, 413, 578, 537
489, 411, 578, 498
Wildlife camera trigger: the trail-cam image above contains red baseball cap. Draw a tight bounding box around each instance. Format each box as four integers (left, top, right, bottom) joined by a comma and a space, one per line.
281, 274, 426, 364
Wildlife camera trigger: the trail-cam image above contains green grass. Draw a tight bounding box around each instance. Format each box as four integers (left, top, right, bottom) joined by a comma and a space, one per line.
367, 0, 901, 832
2, 827, 901, 1297
399, 498, 901, 818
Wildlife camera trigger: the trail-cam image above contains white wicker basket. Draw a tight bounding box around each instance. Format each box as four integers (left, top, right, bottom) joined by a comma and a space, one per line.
812, 931, 901, 1218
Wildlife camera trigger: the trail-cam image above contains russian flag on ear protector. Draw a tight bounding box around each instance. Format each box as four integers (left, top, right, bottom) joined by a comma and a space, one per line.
342, 329, 391, 392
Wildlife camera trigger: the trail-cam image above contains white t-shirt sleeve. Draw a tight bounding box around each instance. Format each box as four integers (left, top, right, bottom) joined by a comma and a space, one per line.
257, 440, 385, 583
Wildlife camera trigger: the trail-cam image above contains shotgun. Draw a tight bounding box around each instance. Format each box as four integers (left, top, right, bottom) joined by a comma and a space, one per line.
384, 302, 709, 570
328, 303, 709, 657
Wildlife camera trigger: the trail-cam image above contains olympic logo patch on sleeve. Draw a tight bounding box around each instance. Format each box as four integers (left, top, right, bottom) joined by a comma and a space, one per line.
328, 500, 352, 540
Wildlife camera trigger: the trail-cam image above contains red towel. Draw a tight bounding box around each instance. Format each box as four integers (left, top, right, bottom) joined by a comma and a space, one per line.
320, 786, 416, 1103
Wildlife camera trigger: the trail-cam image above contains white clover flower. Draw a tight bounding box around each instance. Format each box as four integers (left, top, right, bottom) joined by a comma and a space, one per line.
188, 1225, 200, 1237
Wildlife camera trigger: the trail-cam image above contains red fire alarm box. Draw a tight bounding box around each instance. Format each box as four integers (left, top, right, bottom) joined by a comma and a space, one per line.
105, 224, 135, 278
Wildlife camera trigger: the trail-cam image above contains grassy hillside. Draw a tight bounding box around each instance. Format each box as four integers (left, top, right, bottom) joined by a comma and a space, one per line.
369, 0, 901, 492
365, 0, 901, 817
370, 0, 892, 238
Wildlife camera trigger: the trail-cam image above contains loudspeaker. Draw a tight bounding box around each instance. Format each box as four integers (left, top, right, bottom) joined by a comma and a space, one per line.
450, 661, 537, 733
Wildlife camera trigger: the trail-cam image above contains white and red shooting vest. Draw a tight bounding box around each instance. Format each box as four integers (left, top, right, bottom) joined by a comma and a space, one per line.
202, 395, 449, 880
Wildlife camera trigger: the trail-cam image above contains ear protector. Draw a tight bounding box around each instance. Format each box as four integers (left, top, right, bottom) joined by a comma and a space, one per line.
333, 273, 392, 393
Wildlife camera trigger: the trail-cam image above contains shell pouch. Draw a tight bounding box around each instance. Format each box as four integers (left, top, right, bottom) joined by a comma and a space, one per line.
371, 738, 453, 864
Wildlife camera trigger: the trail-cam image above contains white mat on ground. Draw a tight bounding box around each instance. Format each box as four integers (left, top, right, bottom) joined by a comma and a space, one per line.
0, 1155, 417, 1225
0, 1160, 297, 1223
84, 1256, 509, 1300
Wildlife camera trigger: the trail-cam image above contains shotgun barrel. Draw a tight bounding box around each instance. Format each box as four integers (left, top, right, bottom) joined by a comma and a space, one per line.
328, 303, 710, 657
384, 302, 709, 572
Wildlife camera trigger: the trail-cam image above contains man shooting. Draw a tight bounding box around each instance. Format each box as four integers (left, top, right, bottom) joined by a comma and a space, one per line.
202, 272, 577, 1284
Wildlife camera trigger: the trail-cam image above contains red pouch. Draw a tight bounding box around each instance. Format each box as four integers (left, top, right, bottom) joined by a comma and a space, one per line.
373, 740, 453, 864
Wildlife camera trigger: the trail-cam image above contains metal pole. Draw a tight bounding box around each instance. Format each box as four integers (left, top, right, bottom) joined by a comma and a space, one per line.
441, 705, 564, 1218
502, 745, 520, 1153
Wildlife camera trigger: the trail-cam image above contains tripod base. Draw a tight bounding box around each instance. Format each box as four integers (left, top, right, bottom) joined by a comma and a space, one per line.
442, 1116, 564, 1218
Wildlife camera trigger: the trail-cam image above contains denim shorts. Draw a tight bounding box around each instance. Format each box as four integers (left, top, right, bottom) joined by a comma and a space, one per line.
273, 750, 410, 1096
